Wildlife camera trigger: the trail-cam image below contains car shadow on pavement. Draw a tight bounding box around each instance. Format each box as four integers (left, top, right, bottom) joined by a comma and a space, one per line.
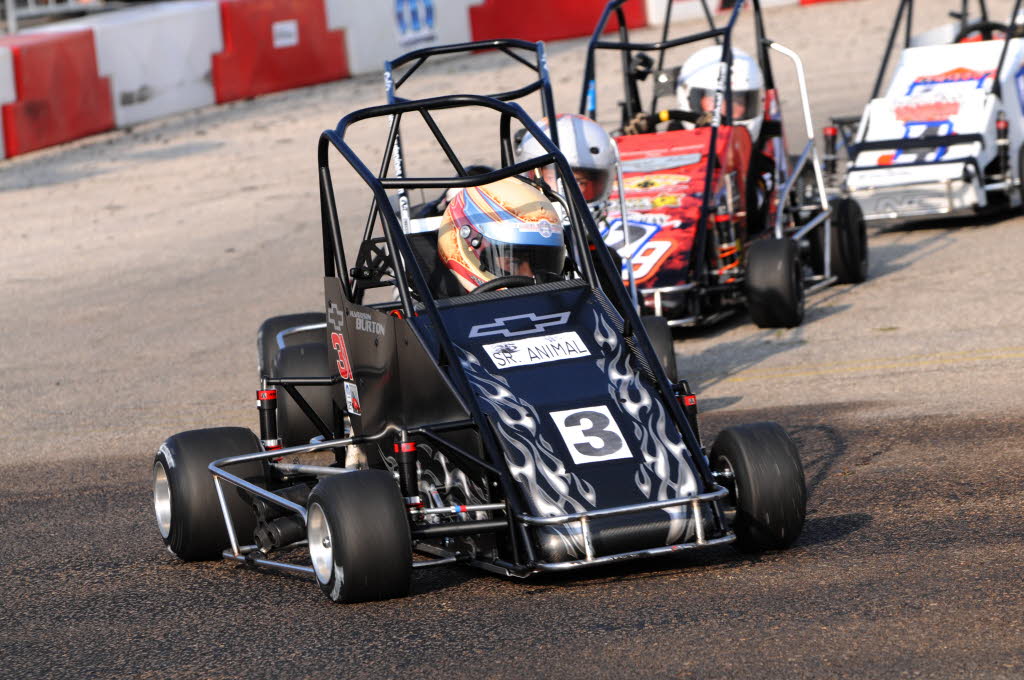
675, 301, 850, 399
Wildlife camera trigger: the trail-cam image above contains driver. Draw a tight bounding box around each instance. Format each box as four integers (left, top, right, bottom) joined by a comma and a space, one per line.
437, 177, 565, 293
676, 45, 765, 141
514, 113, 617, 226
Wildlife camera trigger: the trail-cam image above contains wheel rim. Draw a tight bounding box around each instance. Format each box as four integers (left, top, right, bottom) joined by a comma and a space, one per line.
307, 502, 334, 585
152, 461, 172, 540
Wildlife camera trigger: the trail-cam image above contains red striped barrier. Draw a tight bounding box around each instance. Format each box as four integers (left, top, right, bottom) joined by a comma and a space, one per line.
0, 45, 14, 159
211, 0, 348, 104
470, 0, 647, 43
0, 30, 114, 157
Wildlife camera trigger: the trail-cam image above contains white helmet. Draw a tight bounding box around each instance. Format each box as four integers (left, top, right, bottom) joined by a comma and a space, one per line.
676, 46, 765, 141
515, 113, 616, 219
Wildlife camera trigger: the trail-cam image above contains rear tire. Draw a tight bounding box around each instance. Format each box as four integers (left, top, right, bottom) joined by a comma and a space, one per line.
711, 422, 806, 552
307, 470, 412, 603
829, 197, 868, 283
640, 315, 678, 383
257, 313, 333, 447
746, 238, 805, 328
153, 427, 265, 561
273, 343, 334, 447
257, 313, 326, 377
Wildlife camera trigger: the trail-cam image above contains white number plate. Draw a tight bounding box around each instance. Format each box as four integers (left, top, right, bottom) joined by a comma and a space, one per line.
550, 405, 630, 465
482, 331, 590, 370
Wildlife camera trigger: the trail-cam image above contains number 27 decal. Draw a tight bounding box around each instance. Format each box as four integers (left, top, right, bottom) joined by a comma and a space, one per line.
549, 405, 631, 465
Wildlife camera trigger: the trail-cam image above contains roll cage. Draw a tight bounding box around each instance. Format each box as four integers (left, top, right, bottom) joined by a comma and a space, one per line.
383, 39, 562, 234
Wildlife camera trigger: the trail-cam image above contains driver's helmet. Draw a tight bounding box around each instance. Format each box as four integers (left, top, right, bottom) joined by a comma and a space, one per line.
676, 46, 765, 141
515, 113, 616, 220
437, 177, 564, 293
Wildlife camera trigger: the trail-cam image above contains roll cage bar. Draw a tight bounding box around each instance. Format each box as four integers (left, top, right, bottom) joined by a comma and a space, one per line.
578, 0, 767, 283
318, 95, 599, 309
383, 39, 560, 233
871, 0, 1024, 100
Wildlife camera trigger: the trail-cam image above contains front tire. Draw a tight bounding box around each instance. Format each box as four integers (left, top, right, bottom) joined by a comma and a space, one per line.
711, 422, 806, 552
829, 197, 868, 284
746, 238, 805, 328
307, 470, 412, 603
153, 427, 265, 561
640, 315, 678, 383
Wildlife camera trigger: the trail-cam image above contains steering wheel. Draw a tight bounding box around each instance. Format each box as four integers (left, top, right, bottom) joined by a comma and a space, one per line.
955, 20, 1010, 42
470, 275, 535, 295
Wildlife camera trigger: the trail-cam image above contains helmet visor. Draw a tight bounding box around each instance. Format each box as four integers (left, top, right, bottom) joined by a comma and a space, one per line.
479, 239, 566, 281
687, 87, 761, 124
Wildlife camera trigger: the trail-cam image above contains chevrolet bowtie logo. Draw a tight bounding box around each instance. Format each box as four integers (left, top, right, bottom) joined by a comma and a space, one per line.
469, 312, 571, 339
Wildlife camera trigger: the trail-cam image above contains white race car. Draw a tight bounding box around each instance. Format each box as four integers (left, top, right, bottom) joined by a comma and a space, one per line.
831, 0, 1024, 223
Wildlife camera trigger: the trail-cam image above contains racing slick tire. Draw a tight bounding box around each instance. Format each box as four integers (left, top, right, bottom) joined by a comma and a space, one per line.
828, 197, 868, 284
307, 470, 412, 603
257, 313, 333, 447
640, 315, 678, 383
257, 313, 326, 376
711, 422, 806, 552
745, 238, 805, 328
272, 343, 334, 447
153, 427, 266, 561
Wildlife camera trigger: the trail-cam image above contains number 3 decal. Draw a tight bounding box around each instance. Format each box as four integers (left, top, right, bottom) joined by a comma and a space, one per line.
550, 405, 631, 465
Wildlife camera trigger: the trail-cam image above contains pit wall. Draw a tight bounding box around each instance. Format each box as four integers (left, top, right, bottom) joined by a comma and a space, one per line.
0, 0, 843, 160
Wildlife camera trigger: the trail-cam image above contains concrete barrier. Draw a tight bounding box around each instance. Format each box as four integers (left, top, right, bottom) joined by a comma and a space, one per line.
27, 1, 223, 128
0, 30, 114, 157
212, 0, 347, 103
0, 45, 14, 159
325, 0, 481, 76
470, 0, 646, 43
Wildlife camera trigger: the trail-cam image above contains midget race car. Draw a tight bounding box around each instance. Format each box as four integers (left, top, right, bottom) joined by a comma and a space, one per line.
151, 93, 807, 604
580, 0, 868, 329
828, 0, 1024, 223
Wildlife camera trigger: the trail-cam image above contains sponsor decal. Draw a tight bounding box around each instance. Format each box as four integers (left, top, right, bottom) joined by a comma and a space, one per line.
894, 98, 961, 122
483, 331, 591, 369
344, 382, 361, 416
396, 0, 435, 47
624, 174, 690, 191
621, 154, 702, 173
623, 197, 654, 211
349, 310, 385, 336
469, 312, 570, 339
331, 332, 353, 379
653, 193, 681, 208
271, 20, 299, 49
550, 405, 631, 465
906, 67, 993, 97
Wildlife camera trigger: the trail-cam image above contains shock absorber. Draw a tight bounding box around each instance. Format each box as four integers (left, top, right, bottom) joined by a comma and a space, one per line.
394, 436, 421, 509
996, 112, 1009, 182
675, 379, 701, 443
823, 125, 838, 185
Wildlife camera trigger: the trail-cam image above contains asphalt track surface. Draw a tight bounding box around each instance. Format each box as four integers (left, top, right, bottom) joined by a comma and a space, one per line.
2, 1, 1023, 677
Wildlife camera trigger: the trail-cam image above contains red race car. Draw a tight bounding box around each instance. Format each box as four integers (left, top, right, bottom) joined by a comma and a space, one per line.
581, 0, 869, 328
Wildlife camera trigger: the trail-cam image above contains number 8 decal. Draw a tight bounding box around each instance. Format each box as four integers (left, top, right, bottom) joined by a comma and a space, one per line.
550, 405, 632, 465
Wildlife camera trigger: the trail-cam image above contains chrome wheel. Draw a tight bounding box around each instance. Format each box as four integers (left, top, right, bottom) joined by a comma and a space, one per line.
307, 502, 334, 585
153, 461, 172, 539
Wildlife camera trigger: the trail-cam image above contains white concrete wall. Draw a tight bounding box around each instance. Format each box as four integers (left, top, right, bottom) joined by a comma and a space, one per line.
28, 1, 223, 128
325, 0, 485, 76
0, 45, 14, 159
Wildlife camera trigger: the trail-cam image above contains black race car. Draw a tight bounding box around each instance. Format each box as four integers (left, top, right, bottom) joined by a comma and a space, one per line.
151, 93, 807, 603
